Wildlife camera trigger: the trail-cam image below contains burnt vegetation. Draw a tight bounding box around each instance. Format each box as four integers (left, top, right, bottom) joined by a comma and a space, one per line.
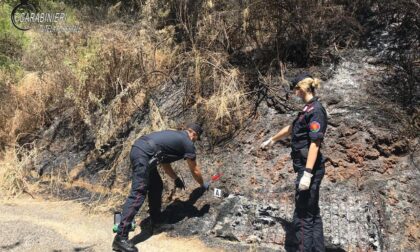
0, 1, 418, 250
1, 0, 418, 150
0, 0, 418, 209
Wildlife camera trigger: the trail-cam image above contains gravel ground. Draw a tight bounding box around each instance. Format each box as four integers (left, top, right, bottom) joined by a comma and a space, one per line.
0, 197, 223, 252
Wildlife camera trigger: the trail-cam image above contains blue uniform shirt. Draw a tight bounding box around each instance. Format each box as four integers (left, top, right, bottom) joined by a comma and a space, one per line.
133, 130, 196, 163
291, 97, 328, 151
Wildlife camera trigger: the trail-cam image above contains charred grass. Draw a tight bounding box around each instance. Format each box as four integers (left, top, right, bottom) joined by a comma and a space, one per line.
0, 0, 417, 203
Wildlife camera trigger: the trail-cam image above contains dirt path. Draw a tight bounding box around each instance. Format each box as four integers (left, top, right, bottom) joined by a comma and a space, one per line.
0, 197, 223, 252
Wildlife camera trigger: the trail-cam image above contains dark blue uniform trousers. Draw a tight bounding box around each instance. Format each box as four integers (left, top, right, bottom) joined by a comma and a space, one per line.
117, 146, 163, 238
290, 152, 326, 251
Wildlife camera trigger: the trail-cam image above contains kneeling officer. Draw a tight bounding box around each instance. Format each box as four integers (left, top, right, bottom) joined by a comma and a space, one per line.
113, 123, 208, 252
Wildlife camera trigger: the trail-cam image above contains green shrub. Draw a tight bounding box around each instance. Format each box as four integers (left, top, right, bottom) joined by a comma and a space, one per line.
0, 3, 28, 84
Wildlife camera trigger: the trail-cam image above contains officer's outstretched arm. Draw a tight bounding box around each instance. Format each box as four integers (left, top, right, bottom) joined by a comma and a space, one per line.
261, 124, 292, 149
272, 124, 292, 142
186, 159, 204, 186
161, 163, 178, 180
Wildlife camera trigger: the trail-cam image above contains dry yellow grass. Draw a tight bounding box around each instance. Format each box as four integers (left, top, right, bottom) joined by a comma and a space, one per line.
205, 68, 245, 121
0, 150, 29, 197
203, 67, 249, 138
7, 72, 63, 143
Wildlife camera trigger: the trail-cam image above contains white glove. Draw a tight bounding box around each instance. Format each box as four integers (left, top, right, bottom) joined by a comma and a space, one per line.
260, 138, 274, 149
298, 171, 313, 191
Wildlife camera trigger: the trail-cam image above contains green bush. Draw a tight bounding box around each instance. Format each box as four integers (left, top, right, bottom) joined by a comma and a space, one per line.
0, 3, 28, 84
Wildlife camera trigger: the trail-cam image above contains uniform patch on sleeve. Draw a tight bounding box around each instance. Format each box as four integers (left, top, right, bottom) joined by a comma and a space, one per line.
309, 121, 321, 132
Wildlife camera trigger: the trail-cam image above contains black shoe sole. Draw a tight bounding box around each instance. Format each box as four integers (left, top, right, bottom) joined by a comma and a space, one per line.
112, 245, 122, 252
112, 247, 138, 252
112, 244, 138, 252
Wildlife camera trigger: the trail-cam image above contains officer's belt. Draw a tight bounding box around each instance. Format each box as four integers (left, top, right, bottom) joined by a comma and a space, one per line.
292, 148, 309, 158
141, 137, 178, 162
144, 138, 159, 152
140, 138, 163, 167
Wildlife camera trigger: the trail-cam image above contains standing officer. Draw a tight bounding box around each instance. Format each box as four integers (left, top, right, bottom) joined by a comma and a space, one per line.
261, 73, 327, 251
113, 123, 209, 252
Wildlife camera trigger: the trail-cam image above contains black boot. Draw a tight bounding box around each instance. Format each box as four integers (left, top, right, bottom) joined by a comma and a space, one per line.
112, 235, 138, 252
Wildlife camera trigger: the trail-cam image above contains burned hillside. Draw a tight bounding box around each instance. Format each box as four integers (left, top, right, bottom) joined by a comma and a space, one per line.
0, 0, 419, 251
